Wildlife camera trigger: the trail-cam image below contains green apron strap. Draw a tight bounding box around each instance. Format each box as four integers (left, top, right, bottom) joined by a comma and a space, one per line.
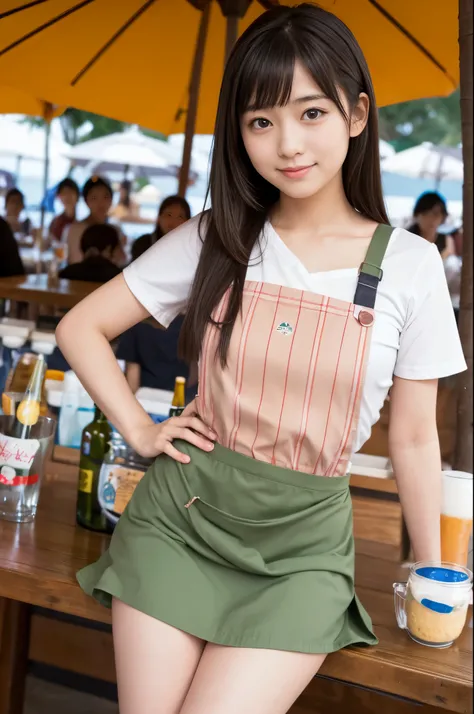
353, 224, 394, 309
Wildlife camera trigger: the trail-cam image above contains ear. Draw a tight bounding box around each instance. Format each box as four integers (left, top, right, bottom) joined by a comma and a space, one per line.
349, 92, 370, 138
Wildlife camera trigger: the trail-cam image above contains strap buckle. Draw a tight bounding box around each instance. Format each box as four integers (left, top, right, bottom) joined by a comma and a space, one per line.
358, 262, 383, 281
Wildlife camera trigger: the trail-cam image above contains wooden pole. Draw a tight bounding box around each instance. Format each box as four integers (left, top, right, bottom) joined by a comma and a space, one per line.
218, 0, 252, 65
454, 0, 473, 473
178, 2, 212, 197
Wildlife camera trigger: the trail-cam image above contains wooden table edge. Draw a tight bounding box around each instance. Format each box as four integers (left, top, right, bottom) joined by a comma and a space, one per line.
0, 569, 471, 712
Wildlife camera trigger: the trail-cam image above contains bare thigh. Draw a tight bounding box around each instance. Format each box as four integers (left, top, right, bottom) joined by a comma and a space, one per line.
112, 598, 205, 714
180, 643, 326, 714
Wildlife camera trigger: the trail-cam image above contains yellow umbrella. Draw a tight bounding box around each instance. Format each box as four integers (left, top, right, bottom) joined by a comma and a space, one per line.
0, 0, 459, 135
0, 86, 63, 121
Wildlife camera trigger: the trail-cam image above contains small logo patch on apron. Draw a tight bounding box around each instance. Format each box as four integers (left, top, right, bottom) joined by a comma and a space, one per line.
276, 322, 293, 336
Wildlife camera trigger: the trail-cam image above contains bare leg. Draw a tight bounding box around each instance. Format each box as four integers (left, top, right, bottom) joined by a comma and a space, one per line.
112, 598, 205, 714
180, 643, 326, 714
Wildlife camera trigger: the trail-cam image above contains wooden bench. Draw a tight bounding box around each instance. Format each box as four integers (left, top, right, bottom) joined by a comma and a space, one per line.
0, 456, 471, 714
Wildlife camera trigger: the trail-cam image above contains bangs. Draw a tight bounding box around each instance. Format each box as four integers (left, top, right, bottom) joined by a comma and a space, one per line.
236, 30, 345, 117
236, 34, 296, 114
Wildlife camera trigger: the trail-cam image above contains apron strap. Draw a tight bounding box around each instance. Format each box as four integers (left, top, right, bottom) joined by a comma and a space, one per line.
353, 224, 394, 309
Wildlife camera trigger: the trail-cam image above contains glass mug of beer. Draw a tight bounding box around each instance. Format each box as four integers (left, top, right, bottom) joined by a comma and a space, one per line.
441, 471, 473, 566
393, 562, 472, 648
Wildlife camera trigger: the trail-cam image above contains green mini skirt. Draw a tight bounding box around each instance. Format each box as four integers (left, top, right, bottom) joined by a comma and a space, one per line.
77, 441, 378, 653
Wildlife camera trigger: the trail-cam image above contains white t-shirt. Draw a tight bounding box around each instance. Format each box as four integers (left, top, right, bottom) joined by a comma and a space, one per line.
123, 214, 466, 453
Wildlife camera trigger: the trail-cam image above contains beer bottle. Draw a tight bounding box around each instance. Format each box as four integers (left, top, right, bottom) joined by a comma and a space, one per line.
169, 377, 186, 417
76, 406, 112, 532
12, 354, 46, 440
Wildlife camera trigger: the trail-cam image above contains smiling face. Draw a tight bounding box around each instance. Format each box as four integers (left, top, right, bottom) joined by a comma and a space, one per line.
240, 61, 369, 202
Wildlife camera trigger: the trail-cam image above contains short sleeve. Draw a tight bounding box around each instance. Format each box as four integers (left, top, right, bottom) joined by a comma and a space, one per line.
394, 243, 467, 380
122, 213, 203, 327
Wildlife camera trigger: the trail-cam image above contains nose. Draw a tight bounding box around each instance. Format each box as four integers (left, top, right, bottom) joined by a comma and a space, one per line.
277, 121, 304, 159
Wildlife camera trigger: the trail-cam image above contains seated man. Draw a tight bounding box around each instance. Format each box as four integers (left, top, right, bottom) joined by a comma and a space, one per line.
59, 224, 122, 283
116, 316, 193, 397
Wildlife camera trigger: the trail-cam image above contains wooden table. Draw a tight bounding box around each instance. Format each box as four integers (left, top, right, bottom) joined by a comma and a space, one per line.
0, 274, 101, 311
0, 461, 472, 714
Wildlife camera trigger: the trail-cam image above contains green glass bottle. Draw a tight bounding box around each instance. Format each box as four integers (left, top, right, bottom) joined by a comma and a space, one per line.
76, 406, 111, 532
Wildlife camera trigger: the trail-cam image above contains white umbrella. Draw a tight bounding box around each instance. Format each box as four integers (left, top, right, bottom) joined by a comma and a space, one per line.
64, 126, 202, 181
382, 142, 463, 184
379, 139, 396, 162
0, 115, 70, 181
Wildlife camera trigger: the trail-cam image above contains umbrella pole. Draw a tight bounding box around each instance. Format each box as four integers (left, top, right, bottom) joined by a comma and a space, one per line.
37, 103, 53, 275
454, 0, 472, 473
178, 2, 212, 197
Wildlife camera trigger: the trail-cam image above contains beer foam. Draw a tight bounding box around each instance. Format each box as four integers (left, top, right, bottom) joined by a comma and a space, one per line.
441, 471, 473, 520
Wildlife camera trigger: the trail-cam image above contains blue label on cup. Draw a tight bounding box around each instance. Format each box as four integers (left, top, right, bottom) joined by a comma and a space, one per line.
416, 566, 469, 583
420, 598, 454, 614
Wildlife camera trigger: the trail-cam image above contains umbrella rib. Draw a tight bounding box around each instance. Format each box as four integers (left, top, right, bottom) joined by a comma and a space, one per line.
71, 0, 157, 86
0, 0, 95, 56
368, 0, 456, 86
0, 0, 50, 20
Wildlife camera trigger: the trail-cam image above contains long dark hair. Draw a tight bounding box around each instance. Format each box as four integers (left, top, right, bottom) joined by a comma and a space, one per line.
180, 3, 388, 366
155, 195, 191, 239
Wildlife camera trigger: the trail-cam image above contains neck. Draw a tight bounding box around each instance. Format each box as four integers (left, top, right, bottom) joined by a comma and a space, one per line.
271, 173, 359, 236
64, 206, 76, 219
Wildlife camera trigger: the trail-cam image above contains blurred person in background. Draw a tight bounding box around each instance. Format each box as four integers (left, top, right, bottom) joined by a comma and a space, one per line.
49, 178, 80, 241
131, 194, 191, 260
0, 216, 25, 278
118, 196, 194, 397
407, 191, 452, 257
4, 188, 32, 237
65, 176, 127, 265
439, 222, 463, 324
110, 179, 141, 222
59, 223, 122, 283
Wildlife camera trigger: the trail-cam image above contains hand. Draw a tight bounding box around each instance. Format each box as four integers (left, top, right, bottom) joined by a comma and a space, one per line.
128, 407, 217, 463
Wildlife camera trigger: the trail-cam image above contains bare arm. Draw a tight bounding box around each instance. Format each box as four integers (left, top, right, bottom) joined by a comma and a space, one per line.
56, 274, 216, 462
388, 376, 441, 562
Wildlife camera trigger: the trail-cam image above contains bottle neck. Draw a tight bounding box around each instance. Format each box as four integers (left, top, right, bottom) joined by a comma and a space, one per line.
94, 406, 107, 422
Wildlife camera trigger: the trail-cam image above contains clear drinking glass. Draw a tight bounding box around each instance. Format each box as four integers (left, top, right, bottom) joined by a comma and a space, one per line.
393, 561, 472, 648
0, 415, 56, 522
441, 471, 473, 566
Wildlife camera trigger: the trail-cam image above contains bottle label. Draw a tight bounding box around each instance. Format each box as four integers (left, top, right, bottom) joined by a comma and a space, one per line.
0, 433, 40, 469
98, 464, 145, 515
78, 468, 94, 494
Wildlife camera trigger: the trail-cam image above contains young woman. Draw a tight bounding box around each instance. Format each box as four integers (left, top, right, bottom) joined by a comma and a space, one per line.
130, 194, 191, 261
56, 5, 466, 714
65, 176, 127, 265
109, 179, 141, 222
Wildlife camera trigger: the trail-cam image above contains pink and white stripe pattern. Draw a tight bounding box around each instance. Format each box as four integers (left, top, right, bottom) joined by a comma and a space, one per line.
196, 281, 373, 477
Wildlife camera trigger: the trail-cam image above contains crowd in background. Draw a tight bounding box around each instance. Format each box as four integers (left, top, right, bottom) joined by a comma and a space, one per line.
0, 177, 464, 398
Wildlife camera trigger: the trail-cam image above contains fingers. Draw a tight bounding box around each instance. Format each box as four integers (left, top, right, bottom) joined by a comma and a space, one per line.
177, 416, 216, 440
163, 441, 191, 464
168, 426, 215, 452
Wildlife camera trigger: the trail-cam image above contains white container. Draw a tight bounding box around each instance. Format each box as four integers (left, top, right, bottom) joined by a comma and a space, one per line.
136, 387, 174, 423
350, 453, 393, 479
57, 371, 94, 448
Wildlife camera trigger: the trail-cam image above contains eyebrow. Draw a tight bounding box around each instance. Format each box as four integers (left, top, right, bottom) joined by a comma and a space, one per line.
245, 93, 328, 112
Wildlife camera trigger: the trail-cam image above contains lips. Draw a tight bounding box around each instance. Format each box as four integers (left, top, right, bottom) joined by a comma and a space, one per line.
278, 164, 315, 179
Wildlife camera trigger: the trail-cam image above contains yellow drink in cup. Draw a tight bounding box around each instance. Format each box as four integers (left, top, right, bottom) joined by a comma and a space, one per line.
440, 471, 473, 566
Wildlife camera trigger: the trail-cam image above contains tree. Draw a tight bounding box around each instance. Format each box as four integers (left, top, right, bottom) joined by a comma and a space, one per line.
379, 90, 461, 151
454, 0, 473, 473
22, 108, 128, 145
